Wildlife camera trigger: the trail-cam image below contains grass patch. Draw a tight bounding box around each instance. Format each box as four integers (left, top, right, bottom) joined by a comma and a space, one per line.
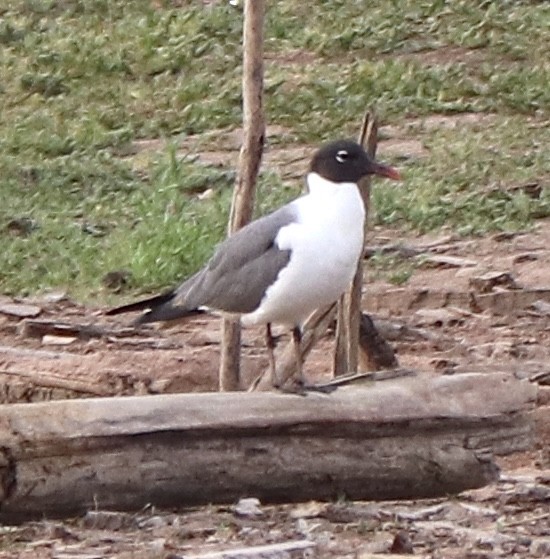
372, 115, 550, 234
0, 143, 296, 299
0, 0, 548, 299
367, 252, 416, 286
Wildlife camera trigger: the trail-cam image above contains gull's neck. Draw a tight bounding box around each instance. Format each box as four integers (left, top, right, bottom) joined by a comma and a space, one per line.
306, 172, 358, 197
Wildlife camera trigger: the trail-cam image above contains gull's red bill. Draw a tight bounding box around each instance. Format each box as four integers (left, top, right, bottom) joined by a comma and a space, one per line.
370, 161, 402, 181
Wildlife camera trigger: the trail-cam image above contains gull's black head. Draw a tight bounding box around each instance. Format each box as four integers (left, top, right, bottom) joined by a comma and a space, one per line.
309, 139, 401, 184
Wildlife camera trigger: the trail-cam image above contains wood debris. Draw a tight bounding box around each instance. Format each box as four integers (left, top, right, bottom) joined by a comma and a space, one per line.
469, 271, 520, 293
0, 302, 42, 319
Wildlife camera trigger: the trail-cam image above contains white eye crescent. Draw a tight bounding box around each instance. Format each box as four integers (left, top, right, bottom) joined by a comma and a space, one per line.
336, 150, 349, 163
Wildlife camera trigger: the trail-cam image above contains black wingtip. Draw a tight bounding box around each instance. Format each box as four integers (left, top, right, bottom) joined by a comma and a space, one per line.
105, 290, 176, 317
134, 307, 206, 325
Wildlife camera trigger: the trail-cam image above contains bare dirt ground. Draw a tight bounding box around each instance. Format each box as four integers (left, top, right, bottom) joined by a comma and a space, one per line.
0, 219, 548, 558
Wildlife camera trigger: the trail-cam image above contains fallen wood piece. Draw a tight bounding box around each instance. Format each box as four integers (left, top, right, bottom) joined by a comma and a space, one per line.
314, 368, 415, 390
0, 372, 536, 523
530, 370, 550, 385
364, 244, 424, 259
0, 368, 110, 397
181, 539, 316, 559
363, 235, 457, 260
0, 303, 41, 319
422, 255, 478, 268
19, 319, 145, 340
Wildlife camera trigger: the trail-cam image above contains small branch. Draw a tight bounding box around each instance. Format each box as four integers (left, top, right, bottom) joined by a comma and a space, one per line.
313, 367, 415, 391
220, 0, 265, 391
182, 540, 316, 559
19, 319, 144, 340
502, 512, 550, 528
334, 111, 383, 376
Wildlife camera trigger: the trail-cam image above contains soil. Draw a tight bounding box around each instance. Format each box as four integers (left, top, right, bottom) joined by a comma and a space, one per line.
0, 218, 548, 558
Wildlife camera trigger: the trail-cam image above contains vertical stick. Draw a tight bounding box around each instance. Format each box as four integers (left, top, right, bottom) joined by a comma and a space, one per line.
219, 0, 265, 391
333, 112, 378, 377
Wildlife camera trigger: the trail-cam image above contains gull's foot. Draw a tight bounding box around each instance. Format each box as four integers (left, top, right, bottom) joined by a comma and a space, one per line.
274, 377, 337, 395
273, 376, 307, 396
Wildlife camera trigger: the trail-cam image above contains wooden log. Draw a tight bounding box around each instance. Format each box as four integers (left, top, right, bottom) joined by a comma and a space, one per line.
0, 372, 536, 523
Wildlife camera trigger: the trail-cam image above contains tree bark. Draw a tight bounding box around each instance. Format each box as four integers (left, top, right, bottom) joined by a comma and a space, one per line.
0, 373, 536, 523
220, 0, 265, 391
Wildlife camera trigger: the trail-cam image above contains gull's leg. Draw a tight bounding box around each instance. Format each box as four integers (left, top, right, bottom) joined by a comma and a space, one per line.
292, 326, 304, 386
265, 323, 279, 387
289, 325, 336, 394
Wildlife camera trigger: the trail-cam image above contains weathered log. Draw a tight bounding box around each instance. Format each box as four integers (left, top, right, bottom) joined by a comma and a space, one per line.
0, 372, 536, 523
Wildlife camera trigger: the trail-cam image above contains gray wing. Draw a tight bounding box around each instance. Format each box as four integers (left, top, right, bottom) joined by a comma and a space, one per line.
176, 204, 296, 314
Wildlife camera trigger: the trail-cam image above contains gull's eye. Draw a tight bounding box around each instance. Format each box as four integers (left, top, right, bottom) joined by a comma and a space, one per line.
336, 150, 349, 163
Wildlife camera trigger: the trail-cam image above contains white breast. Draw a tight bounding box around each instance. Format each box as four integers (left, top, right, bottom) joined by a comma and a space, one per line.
242, 173, 365, 327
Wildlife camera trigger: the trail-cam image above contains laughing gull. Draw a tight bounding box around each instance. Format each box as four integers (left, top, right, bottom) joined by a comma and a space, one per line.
106, 139, 401, 389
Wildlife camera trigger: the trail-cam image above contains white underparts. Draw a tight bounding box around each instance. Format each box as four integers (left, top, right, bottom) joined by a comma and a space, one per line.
241, 173, 365, 328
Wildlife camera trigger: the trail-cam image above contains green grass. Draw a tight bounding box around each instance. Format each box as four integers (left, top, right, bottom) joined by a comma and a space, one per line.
0, 0, 549, 299
373, 115, 550, 234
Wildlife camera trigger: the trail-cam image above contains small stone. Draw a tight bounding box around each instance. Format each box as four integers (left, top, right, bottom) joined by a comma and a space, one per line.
232, 497, 263, 518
